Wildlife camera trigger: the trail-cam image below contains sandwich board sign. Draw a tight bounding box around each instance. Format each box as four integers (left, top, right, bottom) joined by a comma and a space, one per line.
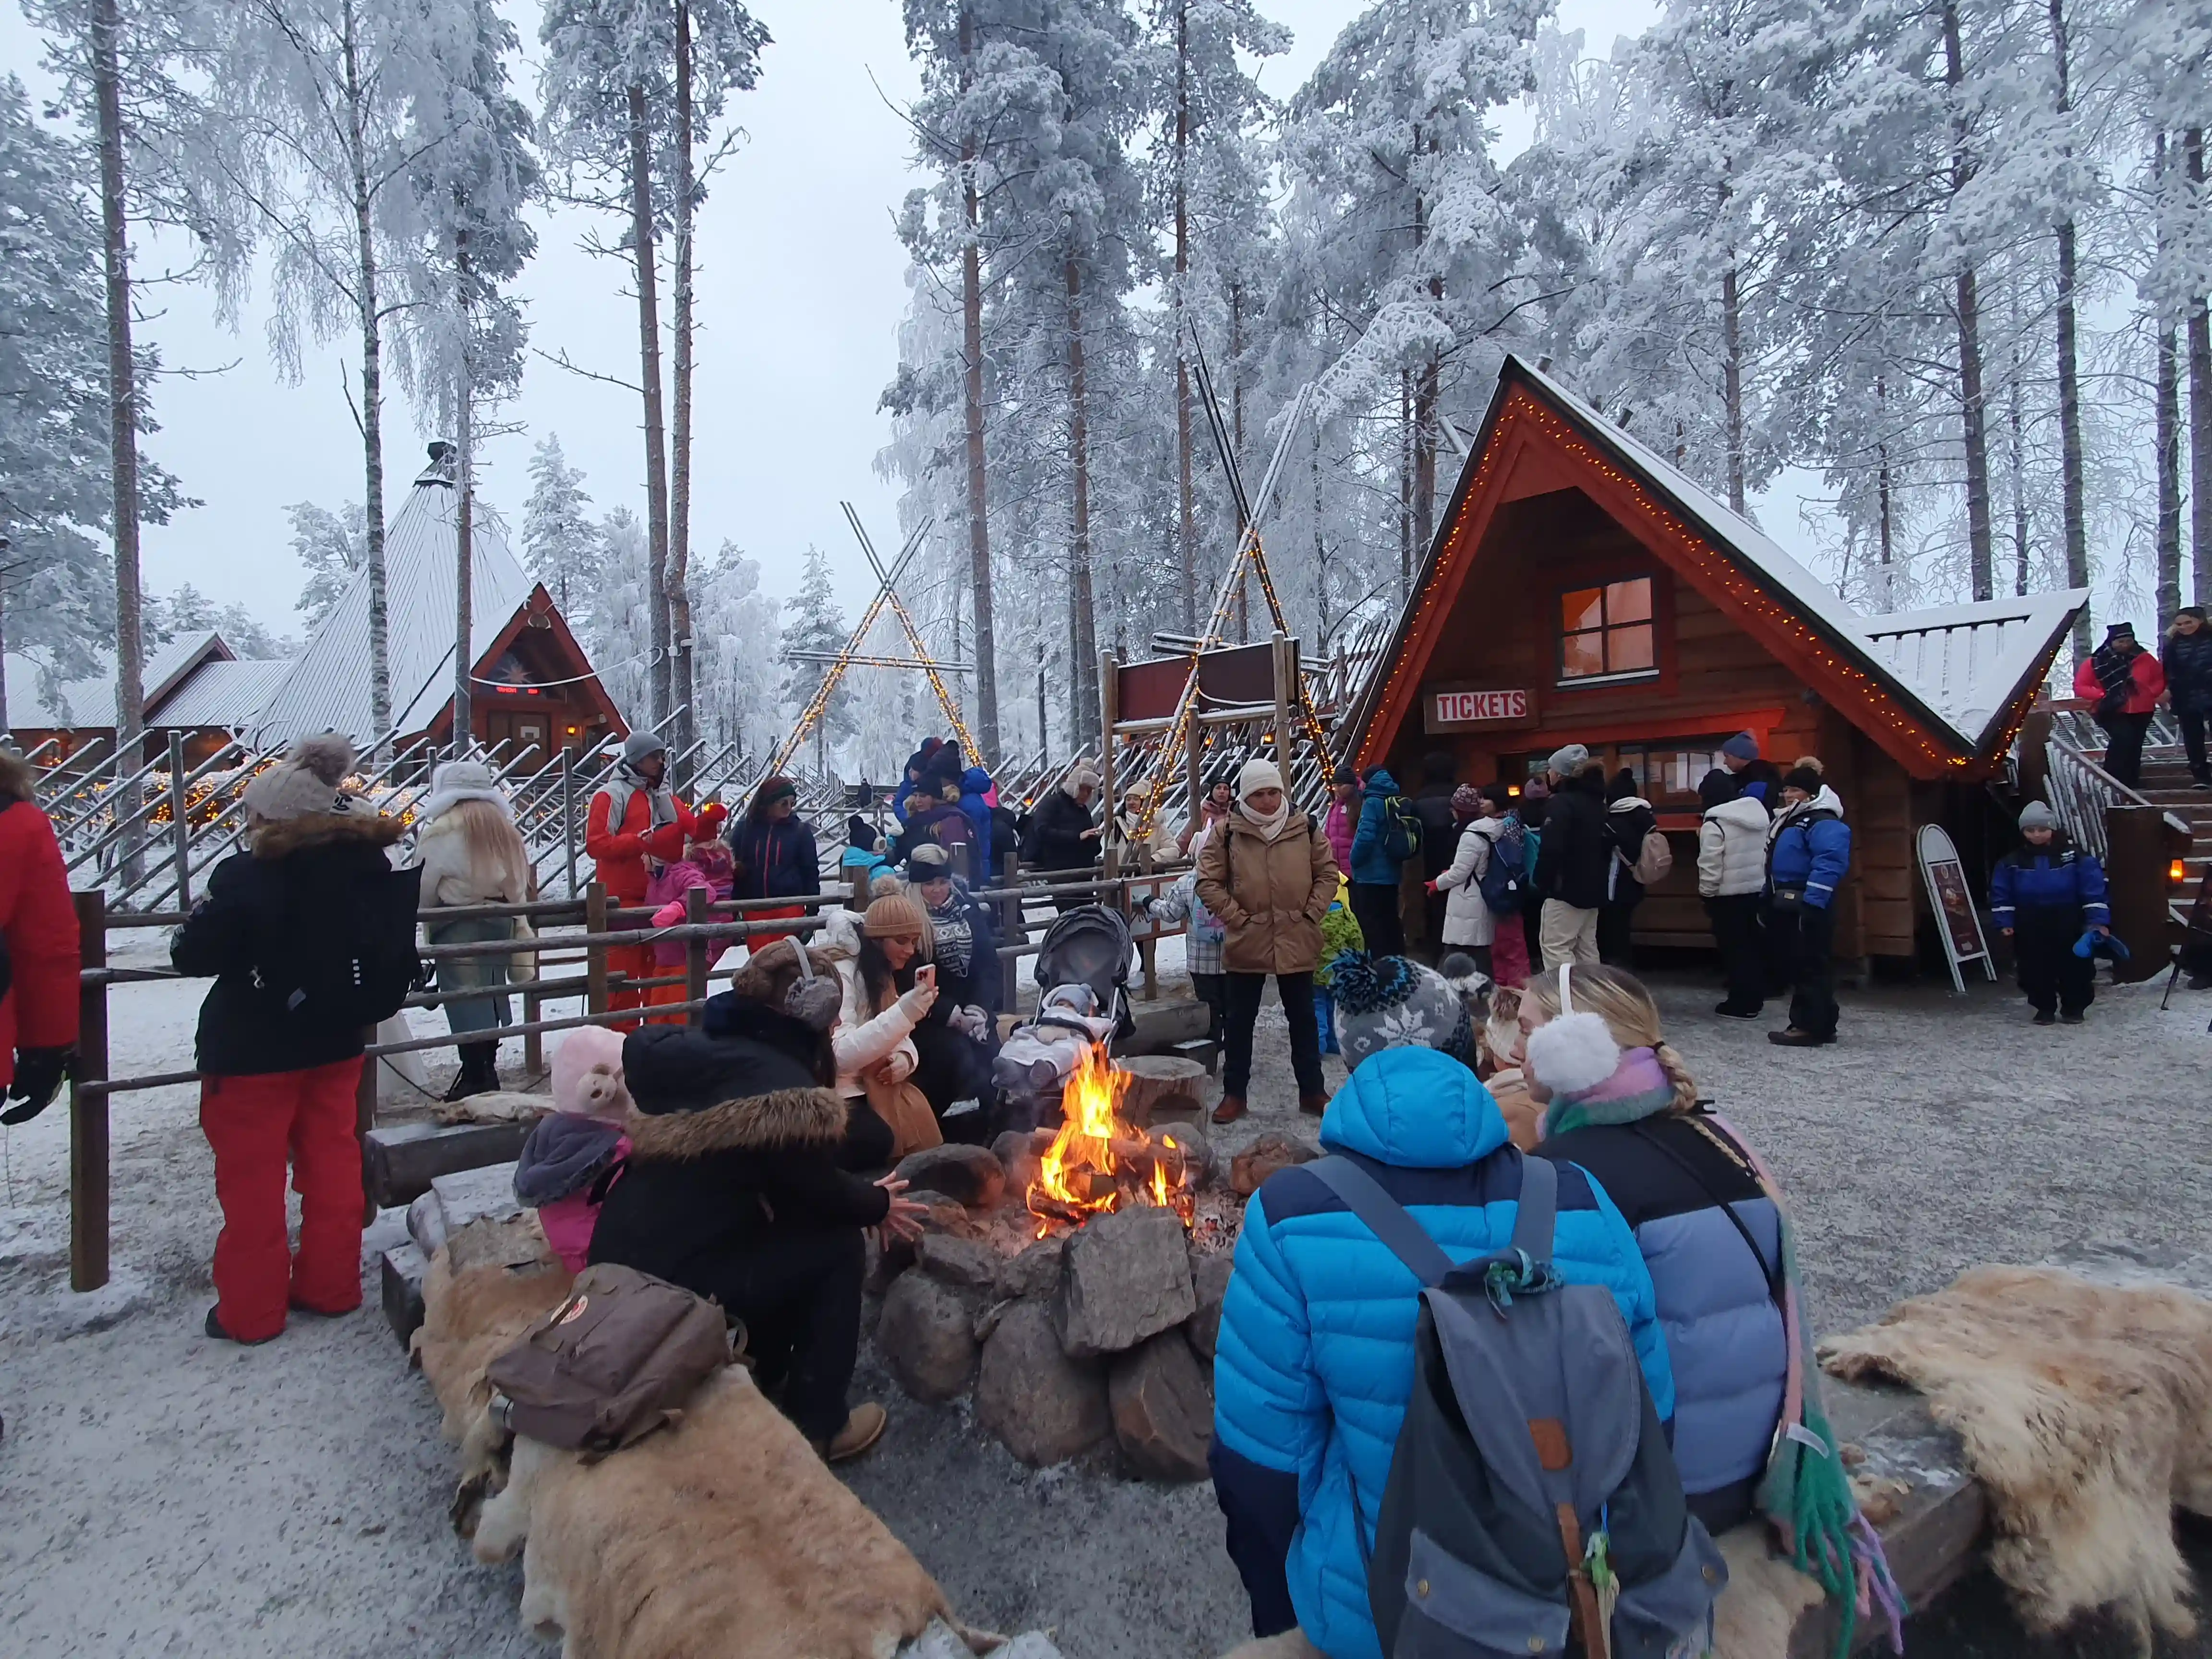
1917, 823, 1996, 996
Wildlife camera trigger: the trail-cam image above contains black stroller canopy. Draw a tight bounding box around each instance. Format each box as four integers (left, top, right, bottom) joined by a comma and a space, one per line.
1033, 905, 1132, 1009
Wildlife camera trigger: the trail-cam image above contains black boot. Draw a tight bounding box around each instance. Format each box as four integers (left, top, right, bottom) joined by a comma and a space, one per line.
441, 1042, 498, 1102
468, 1043, 502, 1095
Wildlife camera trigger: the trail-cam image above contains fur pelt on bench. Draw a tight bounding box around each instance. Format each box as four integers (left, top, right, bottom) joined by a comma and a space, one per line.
1821, 1264, 2212, 1643
472, 1365, 956, 1659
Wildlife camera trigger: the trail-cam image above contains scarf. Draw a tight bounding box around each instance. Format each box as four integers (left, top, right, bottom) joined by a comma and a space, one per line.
2090, 641, 2137, 712
1239, 797, 1291, 843
599, 758, 678, 847
925, 890, 974, 978
1537, 1046, 1674, 1137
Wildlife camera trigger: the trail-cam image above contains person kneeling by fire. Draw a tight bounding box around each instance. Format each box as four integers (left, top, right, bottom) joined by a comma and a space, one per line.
588, 941, 929, 1463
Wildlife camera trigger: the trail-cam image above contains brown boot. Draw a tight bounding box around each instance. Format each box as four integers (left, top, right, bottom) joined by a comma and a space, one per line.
1211, 1094, 1247, 1125
1299, 1092, 1330, 1117
821, 1402, 887, 1464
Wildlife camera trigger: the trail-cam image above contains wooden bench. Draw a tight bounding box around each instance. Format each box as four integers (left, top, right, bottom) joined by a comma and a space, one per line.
364, 1120, 533, 1210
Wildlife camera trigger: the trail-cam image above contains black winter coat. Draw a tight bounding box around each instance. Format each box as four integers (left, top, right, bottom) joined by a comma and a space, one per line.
1412, 784, 1460, 880
2164, 630, 2212, 716
1604, 799, 1659, 908
170, 811, 408, 1076
1534, 773, 1611, 910
1021, 789, 1098, 873
589, 1016, 890, 1294
728, 815, 819, 902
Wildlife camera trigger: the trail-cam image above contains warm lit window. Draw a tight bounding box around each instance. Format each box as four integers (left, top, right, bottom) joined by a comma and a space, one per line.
1559, 578, 1656, 683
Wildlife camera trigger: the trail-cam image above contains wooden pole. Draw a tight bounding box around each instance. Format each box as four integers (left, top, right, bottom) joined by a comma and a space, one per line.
684, 884, 710, 1024
69, 889, 109, 1292
1184, 701, 1203, 849
1271, 630, 1292, 772
2104, 805, 2174, 984
166, 730, 190, 907
999, 849, 1021, 1013
586, 881, 610, 1015
523, 989, 542, 1077
561, 746, 578, 898
1097, 649, 1119, 846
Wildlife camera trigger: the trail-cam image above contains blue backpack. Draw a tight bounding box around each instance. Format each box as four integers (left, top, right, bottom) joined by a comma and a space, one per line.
1477, 822, 1528, 917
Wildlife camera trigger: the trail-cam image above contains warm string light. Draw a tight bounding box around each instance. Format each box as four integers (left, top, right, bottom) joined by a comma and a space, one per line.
1358, 390, 1982, 780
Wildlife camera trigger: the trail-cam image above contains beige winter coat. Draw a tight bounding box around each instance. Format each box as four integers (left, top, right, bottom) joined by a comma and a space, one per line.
1195, 809, 1340, 975
416, 811, 530, 909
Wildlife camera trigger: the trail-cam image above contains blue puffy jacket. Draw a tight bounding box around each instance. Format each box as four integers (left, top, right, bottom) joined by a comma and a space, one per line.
959, 767, 996, 875
1991, 838, 2109, 928
1539, 1111, 1786, 1525
1346, 769, 1406, 886
1766, 790, 1851, 910
1210, 1046, 1672, 1659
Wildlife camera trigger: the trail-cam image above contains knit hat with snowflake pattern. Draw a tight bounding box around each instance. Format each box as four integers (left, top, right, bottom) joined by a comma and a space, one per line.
1329, 951, 1476, 1070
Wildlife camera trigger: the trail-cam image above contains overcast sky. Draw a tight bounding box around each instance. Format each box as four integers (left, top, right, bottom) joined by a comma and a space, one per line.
2, 0, 1666, 640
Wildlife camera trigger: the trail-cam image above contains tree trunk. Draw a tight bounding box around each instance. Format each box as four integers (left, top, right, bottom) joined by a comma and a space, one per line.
1066, 255, 1098, 748
1722, 260, 1746, 514
1398, 371, 1413, 608
668, 6, 697, 784
1411, 175, 1437, 562
93, 0, 143, 777
1173, 0, 1195, 637
959, 5, 998, 760
1875, 376, 1895, 611
341, 0, 392, 755
1941, 0, 1994, 601
454, 345, 474, 753
2156, 136, 2183, 628
2046, 0, 2088, 649
2190, 131, 2212, 610
627, 81, 673, 729
2008, 337, 2029, 597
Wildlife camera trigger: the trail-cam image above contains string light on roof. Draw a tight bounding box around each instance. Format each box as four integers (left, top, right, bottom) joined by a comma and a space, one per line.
1358, 389, 1977, 779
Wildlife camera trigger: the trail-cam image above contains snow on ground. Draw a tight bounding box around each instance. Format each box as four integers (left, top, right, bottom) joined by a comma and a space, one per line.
2, 937, 2209, 1657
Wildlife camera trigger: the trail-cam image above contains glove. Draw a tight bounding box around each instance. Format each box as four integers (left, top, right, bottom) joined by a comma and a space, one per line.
2, 1047, 74, 1126
950, 1004, 989, 1041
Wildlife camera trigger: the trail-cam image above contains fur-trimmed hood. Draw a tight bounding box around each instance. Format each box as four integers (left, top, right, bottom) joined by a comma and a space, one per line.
251, 808, 406, 859
620, 1086, 847, 1161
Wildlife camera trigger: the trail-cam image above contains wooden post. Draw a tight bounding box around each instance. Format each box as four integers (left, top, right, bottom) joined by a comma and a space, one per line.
166, 730, 190, 907
2015, 706, 2054, 809
561, 746, 579, 898
1184, 702, 1203, 851
586, 880, 610, 1015
355, 1024, 379, 1224
2104, 805, 2174, 984
522, 990, 542, 1076
1138, 848, 1159, 1002
999, 849, 1021, 1013
684, 884, 710, 1024
69, 890, 109, 1292
1271, 630, 1292, 772
1097, 648, 1119, 845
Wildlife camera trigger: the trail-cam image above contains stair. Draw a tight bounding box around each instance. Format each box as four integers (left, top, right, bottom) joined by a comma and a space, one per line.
2137, 748, 2212, 899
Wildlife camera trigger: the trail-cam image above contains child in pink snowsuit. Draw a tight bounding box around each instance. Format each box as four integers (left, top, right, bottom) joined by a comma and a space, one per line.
647, 836, 738, 969
513, 1026, 632, 1271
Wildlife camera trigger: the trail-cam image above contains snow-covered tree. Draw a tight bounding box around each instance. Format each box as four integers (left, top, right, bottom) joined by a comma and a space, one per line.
287, 498, 366, 625
687, 538, 779, 756
779, 544, 852, 771
520, 433, 601, 610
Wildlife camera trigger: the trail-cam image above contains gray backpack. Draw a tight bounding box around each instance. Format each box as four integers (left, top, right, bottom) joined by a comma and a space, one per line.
1308, 1154, 1727, 1659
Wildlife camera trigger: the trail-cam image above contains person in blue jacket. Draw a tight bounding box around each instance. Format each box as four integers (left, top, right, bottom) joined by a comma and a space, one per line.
1764, 764, 1851, 1047
1210, 966, 1672, 1659
1991, 799, 2110, 1025
958, 765, 996, 876
1345, 766, 1409, 958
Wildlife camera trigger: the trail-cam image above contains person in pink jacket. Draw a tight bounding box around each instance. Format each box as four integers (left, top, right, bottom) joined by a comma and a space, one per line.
1322, 774, 1358, 875
513, 1026, 632, 1271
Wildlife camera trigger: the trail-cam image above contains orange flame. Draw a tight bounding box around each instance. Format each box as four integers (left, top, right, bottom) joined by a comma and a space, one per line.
1028, 1043, 1191, 1235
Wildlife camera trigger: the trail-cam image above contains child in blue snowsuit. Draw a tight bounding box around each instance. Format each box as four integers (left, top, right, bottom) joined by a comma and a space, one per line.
1991, 800, 2110, 1024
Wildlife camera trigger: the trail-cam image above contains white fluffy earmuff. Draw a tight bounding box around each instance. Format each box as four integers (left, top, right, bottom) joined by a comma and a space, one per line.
1525, 965, 1621, 1098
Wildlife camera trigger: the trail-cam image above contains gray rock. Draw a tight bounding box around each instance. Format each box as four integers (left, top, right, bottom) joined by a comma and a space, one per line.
975, 1301, 1110, 1467
1052, 1205, 1196, 1359
993, 1238, 1065, 1302
917, 1232, 1001, 1290
895, 1143, 1007, 1210
1107, 1330, 1214, 1483
1229, 1132, 1318, 1197
876, 1271, 978, 1404
1185, 1250, 1235, 1361
893, 1617, 971, 1659
992, 1128, 1046, 1195
996, 1636, 1067, 1659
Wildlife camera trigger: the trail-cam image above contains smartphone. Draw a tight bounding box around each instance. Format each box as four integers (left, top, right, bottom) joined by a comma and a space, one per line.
914, 964, 937, 991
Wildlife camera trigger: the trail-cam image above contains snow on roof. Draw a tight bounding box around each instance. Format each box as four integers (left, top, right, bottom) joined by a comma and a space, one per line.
1502, 357, 2083, 752
152, 656, 293, 731
248, 451, 535, 749
3, 630, 233, 731
1857, 593, 2088, 743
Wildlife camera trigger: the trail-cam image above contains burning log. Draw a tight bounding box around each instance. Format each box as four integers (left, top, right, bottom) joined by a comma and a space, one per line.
1029, 1044, 1199, 1232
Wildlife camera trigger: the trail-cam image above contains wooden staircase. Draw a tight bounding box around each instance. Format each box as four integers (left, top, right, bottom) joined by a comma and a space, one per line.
2139, 744, 2212, 913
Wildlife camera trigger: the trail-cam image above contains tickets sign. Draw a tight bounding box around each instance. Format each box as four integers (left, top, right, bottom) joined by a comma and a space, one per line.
1426, 686, 1536, 732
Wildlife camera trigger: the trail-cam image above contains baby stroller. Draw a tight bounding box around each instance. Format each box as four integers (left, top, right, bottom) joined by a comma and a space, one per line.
990, 905, 1134, 1130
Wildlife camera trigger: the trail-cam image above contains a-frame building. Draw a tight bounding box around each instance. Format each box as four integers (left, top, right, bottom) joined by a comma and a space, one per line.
1344, 356, 2085, 963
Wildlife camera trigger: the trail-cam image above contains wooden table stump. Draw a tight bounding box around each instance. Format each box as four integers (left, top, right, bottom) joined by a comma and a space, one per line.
1114, 1055, 1210, 1128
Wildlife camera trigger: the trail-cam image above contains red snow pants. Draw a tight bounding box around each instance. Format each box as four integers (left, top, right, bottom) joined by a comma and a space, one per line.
200, 1057, 366, 1341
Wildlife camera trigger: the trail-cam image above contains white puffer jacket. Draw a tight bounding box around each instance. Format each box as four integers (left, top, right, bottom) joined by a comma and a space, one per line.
1432, 819, 1506, 947
1696, 795, 1771, 898
831, 957, 935, 1099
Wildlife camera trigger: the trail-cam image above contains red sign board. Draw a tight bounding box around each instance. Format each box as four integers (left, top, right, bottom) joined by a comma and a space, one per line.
1427, 686, 1537, 733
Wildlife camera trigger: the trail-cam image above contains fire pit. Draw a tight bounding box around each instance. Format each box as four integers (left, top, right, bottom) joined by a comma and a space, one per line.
868, 1044, 1249, 1481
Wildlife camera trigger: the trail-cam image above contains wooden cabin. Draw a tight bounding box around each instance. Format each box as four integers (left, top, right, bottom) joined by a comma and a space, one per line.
1344, 357, 2086, 968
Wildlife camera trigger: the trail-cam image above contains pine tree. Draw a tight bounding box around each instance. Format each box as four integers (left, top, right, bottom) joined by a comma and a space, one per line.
779, 545, 852, 770
521, 433, 601, 611
288, 499, 367, 625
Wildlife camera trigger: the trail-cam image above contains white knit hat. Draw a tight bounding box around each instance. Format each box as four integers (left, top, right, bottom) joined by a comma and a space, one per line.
241, 733, 355, 823
1236, 757, 1285, 800
1547, 743, 1590, 777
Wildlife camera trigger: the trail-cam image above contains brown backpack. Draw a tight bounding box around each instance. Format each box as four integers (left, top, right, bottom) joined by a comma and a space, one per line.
485, 1263, 730, 1454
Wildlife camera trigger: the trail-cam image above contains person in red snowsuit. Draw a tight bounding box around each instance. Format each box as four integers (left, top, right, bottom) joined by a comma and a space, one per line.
172, 735, 408, 1343
0, 748, 80, 1127
585, 732, 696, 1026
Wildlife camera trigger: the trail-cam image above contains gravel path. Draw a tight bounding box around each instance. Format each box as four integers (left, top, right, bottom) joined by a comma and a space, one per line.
2, 950, 2208, 1658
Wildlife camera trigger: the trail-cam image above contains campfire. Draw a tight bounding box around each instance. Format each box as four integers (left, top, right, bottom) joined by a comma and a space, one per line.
1027, 1044, 1197, 1237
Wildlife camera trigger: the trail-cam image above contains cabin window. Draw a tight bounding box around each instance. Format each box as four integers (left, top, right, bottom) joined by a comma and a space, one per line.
1558, 577, 1657, 684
